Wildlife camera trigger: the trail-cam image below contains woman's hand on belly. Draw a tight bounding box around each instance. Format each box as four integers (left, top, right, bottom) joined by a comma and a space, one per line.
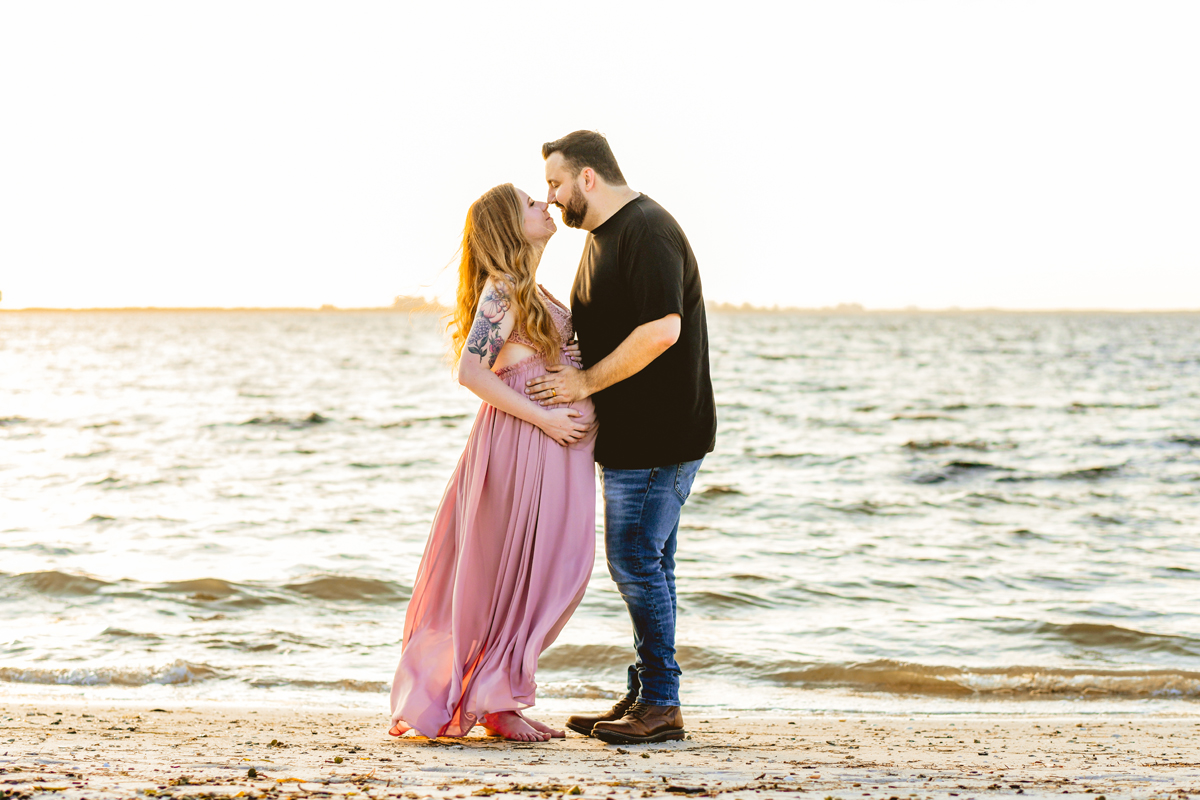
534, 405, 593, 447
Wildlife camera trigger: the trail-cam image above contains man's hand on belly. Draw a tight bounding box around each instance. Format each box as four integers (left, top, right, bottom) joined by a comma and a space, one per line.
525, 363, 591, 407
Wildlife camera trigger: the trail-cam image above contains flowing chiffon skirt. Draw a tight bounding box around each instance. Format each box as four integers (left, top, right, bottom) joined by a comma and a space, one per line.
389, 354, 597, 737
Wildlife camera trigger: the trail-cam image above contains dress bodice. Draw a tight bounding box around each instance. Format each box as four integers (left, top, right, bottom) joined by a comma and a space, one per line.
507, 284, 573, 351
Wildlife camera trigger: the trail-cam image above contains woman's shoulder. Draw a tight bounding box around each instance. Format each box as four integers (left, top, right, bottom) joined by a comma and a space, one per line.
487, 273, 518, 296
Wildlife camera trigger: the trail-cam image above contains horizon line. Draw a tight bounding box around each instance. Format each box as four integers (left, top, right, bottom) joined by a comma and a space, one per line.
2, 303, 1199, 314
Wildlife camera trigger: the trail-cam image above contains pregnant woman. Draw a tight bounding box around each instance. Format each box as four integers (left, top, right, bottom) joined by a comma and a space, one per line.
388, 184, 597, 742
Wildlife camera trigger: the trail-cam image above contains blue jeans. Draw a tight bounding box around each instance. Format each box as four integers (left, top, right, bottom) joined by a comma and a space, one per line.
600, 458, 704, 707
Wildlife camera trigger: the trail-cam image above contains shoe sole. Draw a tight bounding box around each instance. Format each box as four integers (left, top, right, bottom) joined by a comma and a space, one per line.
565, 721, 594, 736
592, 727, 686, 744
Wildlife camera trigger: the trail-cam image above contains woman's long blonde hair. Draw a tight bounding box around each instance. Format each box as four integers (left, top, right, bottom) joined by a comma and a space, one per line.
449, 183, 559, 366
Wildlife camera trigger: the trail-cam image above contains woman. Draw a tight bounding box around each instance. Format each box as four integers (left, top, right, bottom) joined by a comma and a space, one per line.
388, 184, 597, 742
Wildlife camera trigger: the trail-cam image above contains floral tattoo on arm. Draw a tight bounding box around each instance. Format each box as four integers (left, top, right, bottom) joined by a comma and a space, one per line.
466, 283, 511, 368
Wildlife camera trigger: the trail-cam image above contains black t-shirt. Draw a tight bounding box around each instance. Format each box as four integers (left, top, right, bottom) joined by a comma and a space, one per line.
570, 194, 717, 469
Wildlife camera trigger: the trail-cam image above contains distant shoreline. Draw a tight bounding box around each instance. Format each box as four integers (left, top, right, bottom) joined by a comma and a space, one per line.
705, 302, 1200, 315
0, 306, 450, 314
2, 304, 1198, 314
0, 297, 452, 314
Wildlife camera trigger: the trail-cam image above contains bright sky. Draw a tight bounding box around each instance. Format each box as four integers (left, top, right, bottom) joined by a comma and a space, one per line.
2, 2, 1197, 310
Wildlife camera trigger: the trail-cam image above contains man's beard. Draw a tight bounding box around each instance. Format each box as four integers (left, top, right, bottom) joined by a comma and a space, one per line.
559, 191, 588, 229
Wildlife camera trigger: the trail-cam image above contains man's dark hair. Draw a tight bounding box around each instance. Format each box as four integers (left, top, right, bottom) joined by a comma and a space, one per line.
541, 130, 627, 186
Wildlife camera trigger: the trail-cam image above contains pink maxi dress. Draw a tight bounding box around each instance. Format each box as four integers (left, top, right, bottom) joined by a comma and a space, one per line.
389, 286, 597, 737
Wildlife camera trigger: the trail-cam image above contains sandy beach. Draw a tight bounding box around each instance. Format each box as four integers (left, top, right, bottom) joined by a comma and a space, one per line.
3, 700, 1198, 800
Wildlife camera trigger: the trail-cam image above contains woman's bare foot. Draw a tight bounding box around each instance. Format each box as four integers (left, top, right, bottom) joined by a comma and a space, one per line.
387, 721, 411, 737
481, 711, 550, 742
518, 712, 565, 738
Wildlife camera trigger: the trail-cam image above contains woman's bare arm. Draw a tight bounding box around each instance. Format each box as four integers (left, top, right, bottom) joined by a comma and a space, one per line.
457, 278, 591, 445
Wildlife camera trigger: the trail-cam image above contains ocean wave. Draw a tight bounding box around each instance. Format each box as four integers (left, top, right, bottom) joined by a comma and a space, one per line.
199, 630, 327, 652
150, 578, 253, 604
0, 659, 219, 686
904, 439, 991, 451
380, 413, 470, 429
537, 641, 1200, 698
912, 461, 1014, 484
98, 627, 163, 641
147, 578, 290, 609
1057, 465, 1124, 480
152, 578, 244, 599
84, 473, 167, 490
818, 500, 908, 516
1069, 402, 1160, 412
247, 677, 613, 697
0, 570, 112, 596
962, 492, 1038, 507
764, 660, 1200, 698
284, 575, 411, 602
538, 643, 639, 671
681, 589, 776, 611
755, 452, 857, 464
996, 464, 1125, 483
248, 677, 388, 693
539, 644, 757, 673
347, 461, 425, 469
1, 570, 413, 608
1036, 622, 1200, 657
238, 412, 330, 428
65, 448, 112, 459
1, 543, 79, 556
538, 683, 622, 700
755, 451, 821, 460
693, 485, 743, 499
945, 460, 1009, 471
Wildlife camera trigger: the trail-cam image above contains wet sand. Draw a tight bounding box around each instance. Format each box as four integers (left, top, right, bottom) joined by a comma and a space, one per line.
3, 701, 1199, 800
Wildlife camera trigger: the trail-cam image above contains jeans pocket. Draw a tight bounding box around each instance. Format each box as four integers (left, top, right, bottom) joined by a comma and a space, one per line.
673, 459, 702, 503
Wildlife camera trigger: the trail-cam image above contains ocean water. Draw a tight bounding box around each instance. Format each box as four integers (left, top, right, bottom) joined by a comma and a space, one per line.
2, 310, 1199, 716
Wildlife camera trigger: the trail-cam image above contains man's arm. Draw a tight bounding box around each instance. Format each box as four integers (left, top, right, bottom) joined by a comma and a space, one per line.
524, 313, 680, 405
459, 277, 593, 445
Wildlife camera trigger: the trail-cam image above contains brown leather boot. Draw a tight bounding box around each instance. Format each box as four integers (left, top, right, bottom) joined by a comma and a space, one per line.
591, 702, 685, 744
565, 694, 637, 736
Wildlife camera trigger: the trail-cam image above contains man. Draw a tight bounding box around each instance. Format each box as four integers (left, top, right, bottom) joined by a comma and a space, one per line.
525, 130, 716, 744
